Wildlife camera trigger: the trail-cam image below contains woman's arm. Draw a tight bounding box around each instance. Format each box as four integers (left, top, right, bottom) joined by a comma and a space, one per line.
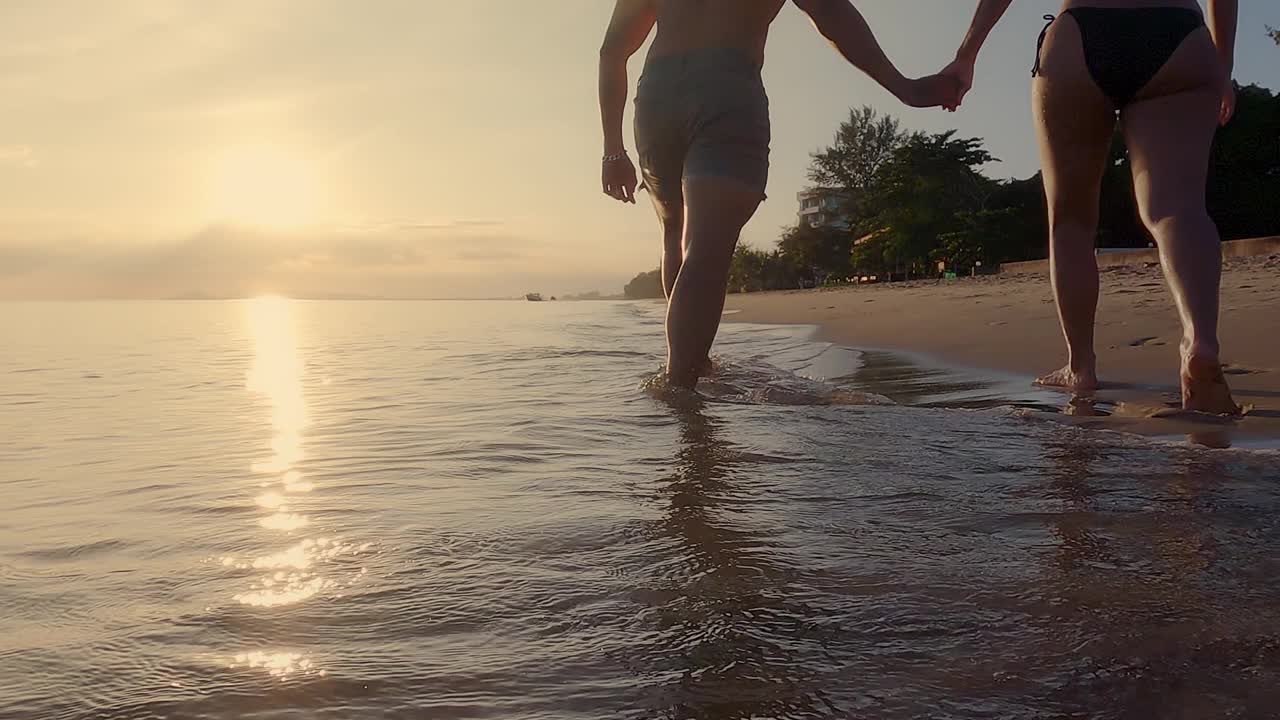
1207, 0, 1238, 124
941, 0, 1014, 107
955, 0, 1014, 64
1207, 0, 1238, 73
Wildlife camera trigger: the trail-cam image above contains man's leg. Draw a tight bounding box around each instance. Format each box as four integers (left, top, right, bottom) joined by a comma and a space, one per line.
648, 188, 685, 299
665, 175, 761, 389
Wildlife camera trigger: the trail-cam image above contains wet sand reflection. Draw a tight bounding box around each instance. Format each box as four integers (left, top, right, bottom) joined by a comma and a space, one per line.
1033, 431, 1269, 714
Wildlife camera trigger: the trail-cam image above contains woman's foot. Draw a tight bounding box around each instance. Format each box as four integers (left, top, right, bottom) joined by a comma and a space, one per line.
1035, 364, 1100, 394
1182, 351, 1241, 415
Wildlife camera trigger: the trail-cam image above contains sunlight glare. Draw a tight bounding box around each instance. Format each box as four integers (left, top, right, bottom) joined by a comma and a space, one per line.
247, 296, 307, 477
206, 145, 322, 229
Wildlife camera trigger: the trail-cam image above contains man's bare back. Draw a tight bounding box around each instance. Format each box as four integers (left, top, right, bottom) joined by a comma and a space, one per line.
647, 0, 788, 67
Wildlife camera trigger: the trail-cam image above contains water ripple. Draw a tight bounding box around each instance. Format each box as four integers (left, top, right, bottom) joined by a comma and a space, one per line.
2, 300, 1279, 718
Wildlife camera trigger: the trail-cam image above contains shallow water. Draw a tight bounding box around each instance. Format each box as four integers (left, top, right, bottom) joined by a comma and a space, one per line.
3, 299, 1279, 719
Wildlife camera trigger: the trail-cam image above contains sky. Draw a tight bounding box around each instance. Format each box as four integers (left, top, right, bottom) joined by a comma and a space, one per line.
0, 0, 1275, 299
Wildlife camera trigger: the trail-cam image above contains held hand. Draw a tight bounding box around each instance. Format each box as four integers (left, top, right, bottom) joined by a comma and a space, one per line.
602, 154, 639, 204
1219, 79, 1236, 126
897, 73, 966, 111
938, 56, 976, 111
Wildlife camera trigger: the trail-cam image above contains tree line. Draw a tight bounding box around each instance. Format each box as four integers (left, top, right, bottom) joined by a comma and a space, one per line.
625, 79, 1280, 299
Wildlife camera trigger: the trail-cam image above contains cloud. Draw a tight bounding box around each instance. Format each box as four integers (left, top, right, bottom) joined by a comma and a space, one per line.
456, 247, 522, 262
0, 222, 574, 300
0, 145, 36, 168
397, 220, 504, 232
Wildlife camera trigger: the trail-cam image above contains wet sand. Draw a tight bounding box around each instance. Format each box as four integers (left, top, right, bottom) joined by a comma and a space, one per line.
725, 254, 1280, 444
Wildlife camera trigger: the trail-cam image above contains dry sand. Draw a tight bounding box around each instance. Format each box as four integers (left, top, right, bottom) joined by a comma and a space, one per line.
724, 254, 1280, 443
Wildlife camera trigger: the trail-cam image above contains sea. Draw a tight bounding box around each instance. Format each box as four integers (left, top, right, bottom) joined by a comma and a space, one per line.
3, 299, 1280, 719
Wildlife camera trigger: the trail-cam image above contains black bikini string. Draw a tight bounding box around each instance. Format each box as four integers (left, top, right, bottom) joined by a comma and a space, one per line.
1031, 14, 1057, 77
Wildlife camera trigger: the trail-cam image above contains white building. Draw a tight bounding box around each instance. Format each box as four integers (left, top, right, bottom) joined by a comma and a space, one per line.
796, 188, 851, 230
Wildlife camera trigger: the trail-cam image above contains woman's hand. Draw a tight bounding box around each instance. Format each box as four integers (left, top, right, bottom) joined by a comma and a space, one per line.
938, 56, 977, 111
896, 73, 966, 111
602, 154, 639, 204
1219, 78, 1236, 126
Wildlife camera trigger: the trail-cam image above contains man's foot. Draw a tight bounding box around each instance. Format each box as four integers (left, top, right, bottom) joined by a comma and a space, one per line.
667, 355, 715, 390
697, 356, 715, 379
1035, 365, 1100, 394
1182, 353, 1242, 415
666, 367, 699, 391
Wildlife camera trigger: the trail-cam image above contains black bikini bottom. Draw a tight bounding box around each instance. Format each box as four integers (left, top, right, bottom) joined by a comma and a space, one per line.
1032, 7, 1205, 108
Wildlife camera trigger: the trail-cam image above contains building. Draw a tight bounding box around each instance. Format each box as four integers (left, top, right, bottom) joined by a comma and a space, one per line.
796, 188, 851, 230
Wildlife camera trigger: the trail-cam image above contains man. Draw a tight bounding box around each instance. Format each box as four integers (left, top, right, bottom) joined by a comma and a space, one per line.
599, 0, 959, 389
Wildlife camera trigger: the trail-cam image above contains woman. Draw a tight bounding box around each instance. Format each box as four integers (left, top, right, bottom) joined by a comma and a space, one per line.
942, 0, 1241, 414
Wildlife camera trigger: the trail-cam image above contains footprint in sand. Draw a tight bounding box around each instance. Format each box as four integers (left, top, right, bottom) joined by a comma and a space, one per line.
1129, 336, 1164, 347
1223, 364, 1267, 376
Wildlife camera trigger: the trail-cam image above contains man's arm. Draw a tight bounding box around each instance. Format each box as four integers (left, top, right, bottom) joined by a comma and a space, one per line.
598, 0, 655, 203
792, 0, 951, 107
599, 0, 655, 157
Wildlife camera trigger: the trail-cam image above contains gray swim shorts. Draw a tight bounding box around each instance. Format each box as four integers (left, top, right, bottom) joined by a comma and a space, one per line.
633, 48, 771, 206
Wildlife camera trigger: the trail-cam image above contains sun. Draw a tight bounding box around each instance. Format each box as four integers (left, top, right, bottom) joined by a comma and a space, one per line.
205, 144, 322, 229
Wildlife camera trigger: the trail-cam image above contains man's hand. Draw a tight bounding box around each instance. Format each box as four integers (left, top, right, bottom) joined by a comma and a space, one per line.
602, 155, 639, 204
1219, 78, 1236, 126
938, 56, 976, 110
896, 73, 966, 111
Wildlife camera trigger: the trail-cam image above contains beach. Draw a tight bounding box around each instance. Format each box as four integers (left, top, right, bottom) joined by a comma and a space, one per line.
726, 254, 1280, 441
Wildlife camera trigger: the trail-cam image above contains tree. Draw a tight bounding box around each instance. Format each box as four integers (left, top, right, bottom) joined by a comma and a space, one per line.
623, 269, 664, 299
808, 106, 907, 219
777, 223, 853, 284
1208, 84, 1280, 240
850, 229, 891, 276
729, 246, 802, 293
982, 174, 1048, 262
1093, 128, 1147, 249
935, 207, 1033, 272
859, 131, 997, 277
728, 246, 768, 293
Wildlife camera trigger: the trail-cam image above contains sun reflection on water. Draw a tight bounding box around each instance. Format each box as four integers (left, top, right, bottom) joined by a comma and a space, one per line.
245, 296, 313, 541
247, 296, 308, 478
226, 296, 373, 680
229, 651, 325, 680
233, 296, 329, 673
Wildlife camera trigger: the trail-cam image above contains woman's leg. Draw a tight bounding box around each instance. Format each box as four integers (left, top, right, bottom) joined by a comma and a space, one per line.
1121, 28, 1239, 414
1032, 15, 1117, 394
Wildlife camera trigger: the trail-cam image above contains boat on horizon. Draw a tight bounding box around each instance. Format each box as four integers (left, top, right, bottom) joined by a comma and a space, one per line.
526, 293, 544, 302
